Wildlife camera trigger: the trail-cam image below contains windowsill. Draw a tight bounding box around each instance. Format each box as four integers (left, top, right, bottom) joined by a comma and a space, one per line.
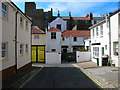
19, 27, 24, 30
100, 35, 103, 38
25, 30, 29, 32
113, 55, 118, 57
0, 58, 9, 62
1, 17, 9, 22
19, 54, 24, 57
51, 39, 56, 40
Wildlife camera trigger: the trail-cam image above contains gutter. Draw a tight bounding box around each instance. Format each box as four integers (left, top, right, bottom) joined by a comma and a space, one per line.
15, 11, 18, 73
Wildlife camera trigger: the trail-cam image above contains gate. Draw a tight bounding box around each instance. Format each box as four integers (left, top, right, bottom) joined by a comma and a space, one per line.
32, 45, 45, 63
61, 52, 76, 62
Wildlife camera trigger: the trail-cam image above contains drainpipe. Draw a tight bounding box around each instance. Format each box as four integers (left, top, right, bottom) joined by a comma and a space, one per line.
15, 11, 18, 73
108, 17, 111, 66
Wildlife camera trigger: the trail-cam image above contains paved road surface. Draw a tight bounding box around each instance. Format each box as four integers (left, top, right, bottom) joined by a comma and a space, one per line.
21, 67, 102, 89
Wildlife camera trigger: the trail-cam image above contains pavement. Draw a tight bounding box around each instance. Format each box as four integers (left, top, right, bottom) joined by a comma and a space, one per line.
21, 67, 101, 88
73, 61, 120, 88
2, 67, 41, 89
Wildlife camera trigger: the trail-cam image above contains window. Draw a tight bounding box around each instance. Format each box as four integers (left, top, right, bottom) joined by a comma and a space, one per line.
31, 10, 34, 14
45, 13, 49, 18
57, 24, 61, 30
74, 20, 77, 23
1, 42, 8, 59
20, 44, 23, 55
94, 20, 96, 24
73, 37, 77, 42
96, 27, 98, 37
62, 37, 65, 41
114, 42, 118, 56
44, 20, 47, 24
26, 21, 28, 30
93, 29, 95, 38
34, 35, 39, 39
52, 49, 56, 52
51, 32, 56, 39
2, 3, 7, 19
26, 44, 28, 53
100, 25, 103, 36
105, 45, 107, 50
93, 47, 99, 57
20, 17, 23, 27
32, 18, 34, 23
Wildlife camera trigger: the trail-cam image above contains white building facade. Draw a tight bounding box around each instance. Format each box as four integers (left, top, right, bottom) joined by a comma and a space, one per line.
47, 27, 61, 53
90, 18, 110, 66
110, 10, 120, 67
0, 1, 32, 79
49, 17, 67, 32
61, 30, 90, 52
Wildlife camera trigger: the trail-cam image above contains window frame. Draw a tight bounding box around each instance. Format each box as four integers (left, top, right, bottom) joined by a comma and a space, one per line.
26, 21, 28, 30
93, 29, 95, 39
100, 25, 103, 36
34, 35, 39, 39
2, 3, 7, 19
1, 42, 8, 59
73, 37, 77, 42
20, 44, 24, 55
25, 44, 28, 53
20, 17, 23, 28
51, 32, 56, 39
114, 42, 118, 56
93, 47, 99, 58
96, 27, 99, 37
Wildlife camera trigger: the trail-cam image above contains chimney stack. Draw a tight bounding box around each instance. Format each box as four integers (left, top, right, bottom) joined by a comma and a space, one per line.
69, 12, 71, 17
58, 10, 60, 17
90, 12, 93, 20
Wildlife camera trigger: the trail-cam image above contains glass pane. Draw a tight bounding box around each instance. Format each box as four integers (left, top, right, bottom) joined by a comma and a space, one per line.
2, 3, 6, 11
2, 51, 5, 57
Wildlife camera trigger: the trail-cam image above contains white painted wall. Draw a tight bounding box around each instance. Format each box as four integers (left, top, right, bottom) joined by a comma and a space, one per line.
76, 51, 91, 63
46, 52, 61, 64
84, 39, 91, 51
17, 13, 32, 69
0, 2, 16, 70
110, 13, 119, 67
47, 31, 61, 53
91, 19, 110, 66
62, 36, 88, 52
49, 17, 67, 32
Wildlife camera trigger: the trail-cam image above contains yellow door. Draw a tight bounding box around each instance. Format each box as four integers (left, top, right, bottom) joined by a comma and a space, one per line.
38, 46, 45, 63
32, 46, 37, 62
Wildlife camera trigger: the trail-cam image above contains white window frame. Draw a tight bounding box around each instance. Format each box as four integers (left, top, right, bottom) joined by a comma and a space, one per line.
93, 47, 99, 58
51, 32, 56, 39
20, 17, 23, 28
2, 3, 7, 19
1, 42, 8, 59
100, 25, 103, 36
25, 44, 28, 53
114, 42, 118, 56
20, 44, 24, 55
34, 35, 39, 39
26, 21, 28, 30
93, 29, 95, 39
96, 27, 99, 37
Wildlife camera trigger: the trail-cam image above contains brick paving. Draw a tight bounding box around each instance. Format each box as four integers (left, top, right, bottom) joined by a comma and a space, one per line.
75, 61, 120, 88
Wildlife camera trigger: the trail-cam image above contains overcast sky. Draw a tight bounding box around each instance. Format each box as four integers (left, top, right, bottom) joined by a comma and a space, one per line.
11, 0, 119, 17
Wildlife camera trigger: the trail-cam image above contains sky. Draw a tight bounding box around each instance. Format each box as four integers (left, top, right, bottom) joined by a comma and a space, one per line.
11, 0, 119, 17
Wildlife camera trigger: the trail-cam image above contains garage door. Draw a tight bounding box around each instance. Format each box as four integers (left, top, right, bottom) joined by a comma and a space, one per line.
32, 46, 45, 63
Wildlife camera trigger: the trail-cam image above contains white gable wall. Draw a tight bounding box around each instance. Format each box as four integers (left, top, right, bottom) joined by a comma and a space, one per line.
49, 17, 67, 32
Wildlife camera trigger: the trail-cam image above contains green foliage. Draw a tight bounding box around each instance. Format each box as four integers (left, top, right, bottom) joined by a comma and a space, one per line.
80, 48, 89, 52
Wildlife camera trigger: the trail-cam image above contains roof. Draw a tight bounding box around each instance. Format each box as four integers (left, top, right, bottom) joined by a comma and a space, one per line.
32, 27, 45, 34
72, 17, 90, 20
93, 17, 105, 20
62, 30, 90, 37
49, 27, 61, 32
109, 9, 120, 17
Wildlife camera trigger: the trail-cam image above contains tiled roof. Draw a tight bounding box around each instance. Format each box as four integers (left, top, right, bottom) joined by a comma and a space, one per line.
49, 27, 61, 32
32, 27, 45, 34
62, 30, 90, 37
72, 17, 90, 20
